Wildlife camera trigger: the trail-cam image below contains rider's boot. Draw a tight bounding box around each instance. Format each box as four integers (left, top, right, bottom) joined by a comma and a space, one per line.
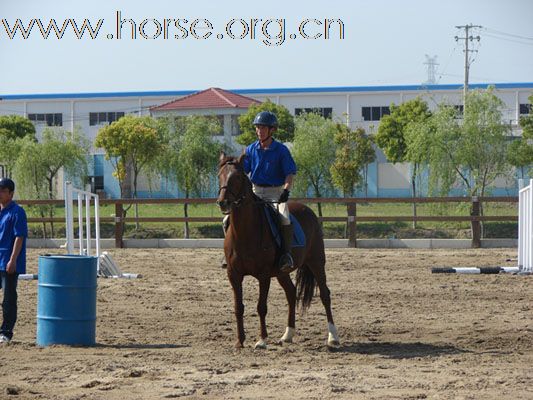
279, 224, 294, 273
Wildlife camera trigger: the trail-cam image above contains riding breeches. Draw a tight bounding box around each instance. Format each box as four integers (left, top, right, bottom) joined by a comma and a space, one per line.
252, 184, 290, 225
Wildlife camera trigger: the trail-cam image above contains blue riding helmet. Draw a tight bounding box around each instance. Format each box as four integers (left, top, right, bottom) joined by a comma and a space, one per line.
253, 111, 278, 128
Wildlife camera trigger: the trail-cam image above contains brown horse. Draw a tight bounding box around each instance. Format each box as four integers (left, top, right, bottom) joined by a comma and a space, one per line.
216, 153, 340, 349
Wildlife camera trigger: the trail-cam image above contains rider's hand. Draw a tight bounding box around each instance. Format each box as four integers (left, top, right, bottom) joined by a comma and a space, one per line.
278, 189, 290, 203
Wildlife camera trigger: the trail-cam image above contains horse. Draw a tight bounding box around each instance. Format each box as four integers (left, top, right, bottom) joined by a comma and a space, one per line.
216, 153, 340, 349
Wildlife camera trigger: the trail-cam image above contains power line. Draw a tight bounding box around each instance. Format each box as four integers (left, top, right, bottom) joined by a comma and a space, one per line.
483, 32, 533, 46
482, 27, 533, 41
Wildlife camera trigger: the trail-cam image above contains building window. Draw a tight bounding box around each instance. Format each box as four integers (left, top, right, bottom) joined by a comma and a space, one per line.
28, 113, 62, 126
86, 176, 104, 193
89, 111, 125, 126
520, 104, 532, 115
454, 104, 464, 114
361, 106, 390, 121
295, 107, 333, 119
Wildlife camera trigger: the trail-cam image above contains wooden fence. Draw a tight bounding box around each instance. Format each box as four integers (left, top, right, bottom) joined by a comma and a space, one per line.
18, 196, 518, 248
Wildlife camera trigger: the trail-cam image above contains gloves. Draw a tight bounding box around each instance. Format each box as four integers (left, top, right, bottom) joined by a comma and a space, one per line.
278, 189, 290, 203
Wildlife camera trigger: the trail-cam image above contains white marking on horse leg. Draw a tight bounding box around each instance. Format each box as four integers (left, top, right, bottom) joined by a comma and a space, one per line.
279, 327, 295, 344
254, 338, 268, 350
327, 322, 340, 347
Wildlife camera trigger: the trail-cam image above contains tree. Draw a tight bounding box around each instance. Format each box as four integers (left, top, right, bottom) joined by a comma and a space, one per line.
376, 98, 432, 227
237, 100, 295, 145
0, 115, 36, 141
14, 128, 89, 237
0, 115, 36, 177
156, 115, 222, 238
356, 132, 377, 197
507, 139, 532, 179
0, 138, 23, 178
330, 124, 375, 197
406, 88, 512, 239
95, 115, 165, 199
508, 94, 533, 178
292, 113, 337, 220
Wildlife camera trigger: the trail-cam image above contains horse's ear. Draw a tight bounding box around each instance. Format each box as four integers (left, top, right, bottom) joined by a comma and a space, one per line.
219, 151, 227, 166
237, 152, 246, 166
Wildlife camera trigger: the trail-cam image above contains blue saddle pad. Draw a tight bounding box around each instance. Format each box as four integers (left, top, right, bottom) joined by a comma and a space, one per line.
263, 205, 306, 248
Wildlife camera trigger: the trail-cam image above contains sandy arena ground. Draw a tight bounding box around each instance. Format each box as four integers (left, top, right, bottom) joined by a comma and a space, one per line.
0, 248, 531, 399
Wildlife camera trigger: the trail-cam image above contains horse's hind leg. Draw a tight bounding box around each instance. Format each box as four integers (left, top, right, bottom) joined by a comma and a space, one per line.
311, 262, 341, 348
276, 274, 296, 344
254, 277, 271, 349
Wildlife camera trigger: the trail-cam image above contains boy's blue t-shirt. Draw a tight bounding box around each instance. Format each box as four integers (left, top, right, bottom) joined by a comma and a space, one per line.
0, 201, 28, 274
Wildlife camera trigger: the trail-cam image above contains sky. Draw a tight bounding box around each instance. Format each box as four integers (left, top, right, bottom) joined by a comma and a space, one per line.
0, 0, 532, 95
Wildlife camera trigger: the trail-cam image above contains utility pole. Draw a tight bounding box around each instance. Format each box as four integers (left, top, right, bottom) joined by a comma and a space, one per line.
455, 24, 481, 108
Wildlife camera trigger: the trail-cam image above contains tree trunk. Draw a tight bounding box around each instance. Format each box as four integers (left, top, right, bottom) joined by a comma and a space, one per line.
40, 209, 47, 240
184, 201, 190, 239
411, 165, 417, 230
133, 173, 140, 231
344, 189, 353, 238
313, 183, 323, 228
48, 177, 55, 237
470, 195, 481, 248
364, 166, 369, 198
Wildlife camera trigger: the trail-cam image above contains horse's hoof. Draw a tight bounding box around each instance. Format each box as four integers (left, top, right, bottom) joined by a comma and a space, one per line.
254, 339, 267, 350
235, 341, 244, 349
327, 339, 341, 349
278, 327, 295, 345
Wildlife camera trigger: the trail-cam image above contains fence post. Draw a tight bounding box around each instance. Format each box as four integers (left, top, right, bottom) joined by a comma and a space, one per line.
347, 202, 357, 248
115, 202, 124, 248
471, 196, 481, 248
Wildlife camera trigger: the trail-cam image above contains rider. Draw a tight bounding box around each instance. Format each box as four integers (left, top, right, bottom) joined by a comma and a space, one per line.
222, 111, 297, 272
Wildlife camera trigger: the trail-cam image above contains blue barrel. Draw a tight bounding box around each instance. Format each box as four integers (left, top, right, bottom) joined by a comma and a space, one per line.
37, 255, 97, 346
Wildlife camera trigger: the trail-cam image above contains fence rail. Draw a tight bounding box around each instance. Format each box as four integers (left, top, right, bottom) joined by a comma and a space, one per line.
18, 196, 519, 248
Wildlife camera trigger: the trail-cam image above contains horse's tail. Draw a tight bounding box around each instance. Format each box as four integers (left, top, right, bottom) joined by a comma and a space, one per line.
296, 264, 316, 313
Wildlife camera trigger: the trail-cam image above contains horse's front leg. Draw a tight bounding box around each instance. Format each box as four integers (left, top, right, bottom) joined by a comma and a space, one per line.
254, 277, 271, 349
228, 270, 245, 348
276, 274, 296, 344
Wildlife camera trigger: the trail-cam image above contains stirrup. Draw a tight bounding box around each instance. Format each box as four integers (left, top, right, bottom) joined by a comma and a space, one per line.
220, 255, 228, 268
279, 253, 294, 273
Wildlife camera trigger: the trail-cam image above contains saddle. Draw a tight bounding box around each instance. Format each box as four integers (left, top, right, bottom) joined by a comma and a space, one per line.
263, 203, 306, 248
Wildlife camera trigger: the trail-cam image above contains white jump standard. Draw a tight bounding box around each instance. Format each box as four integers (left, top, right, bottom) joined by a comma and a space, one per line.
517, 179, 533, 275
431, 179, 533, 275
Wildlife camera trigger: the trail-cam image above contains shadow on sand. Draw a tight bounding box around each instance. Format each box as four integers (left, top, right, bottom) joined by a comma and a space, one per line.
333, 341, 467, 359
96, 343, 189, 350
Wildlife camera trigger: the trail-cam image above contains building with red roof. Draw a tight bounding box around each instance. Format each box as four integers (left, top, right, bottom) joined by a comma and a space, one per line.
150, 87, 260, 143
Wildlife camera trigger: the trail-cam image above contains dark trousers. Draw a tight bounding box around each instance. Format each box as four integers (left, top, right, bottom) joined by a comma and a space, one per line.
0, 271, 18, 339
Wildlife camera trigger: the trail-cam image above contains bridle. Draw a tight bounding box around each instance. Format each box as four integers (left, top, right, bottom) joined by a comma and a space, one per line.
217, 160, 249, 214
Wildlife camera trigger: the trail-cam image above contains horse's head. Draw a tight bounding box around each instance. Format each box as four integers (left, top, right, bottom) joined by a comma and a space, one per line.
216, 152, 249, 214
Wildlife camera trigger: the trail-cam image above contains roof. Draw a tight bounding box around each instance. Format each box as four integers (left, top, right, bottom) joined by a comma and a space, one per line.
1, 82, 532, 100
150, 87, 260, 111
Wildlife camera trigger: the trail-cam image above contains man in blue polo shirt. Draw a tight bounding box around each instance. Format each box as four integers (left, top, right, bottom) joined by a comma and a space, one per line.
0, 178, 27, 343
221, 111, 297, 272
